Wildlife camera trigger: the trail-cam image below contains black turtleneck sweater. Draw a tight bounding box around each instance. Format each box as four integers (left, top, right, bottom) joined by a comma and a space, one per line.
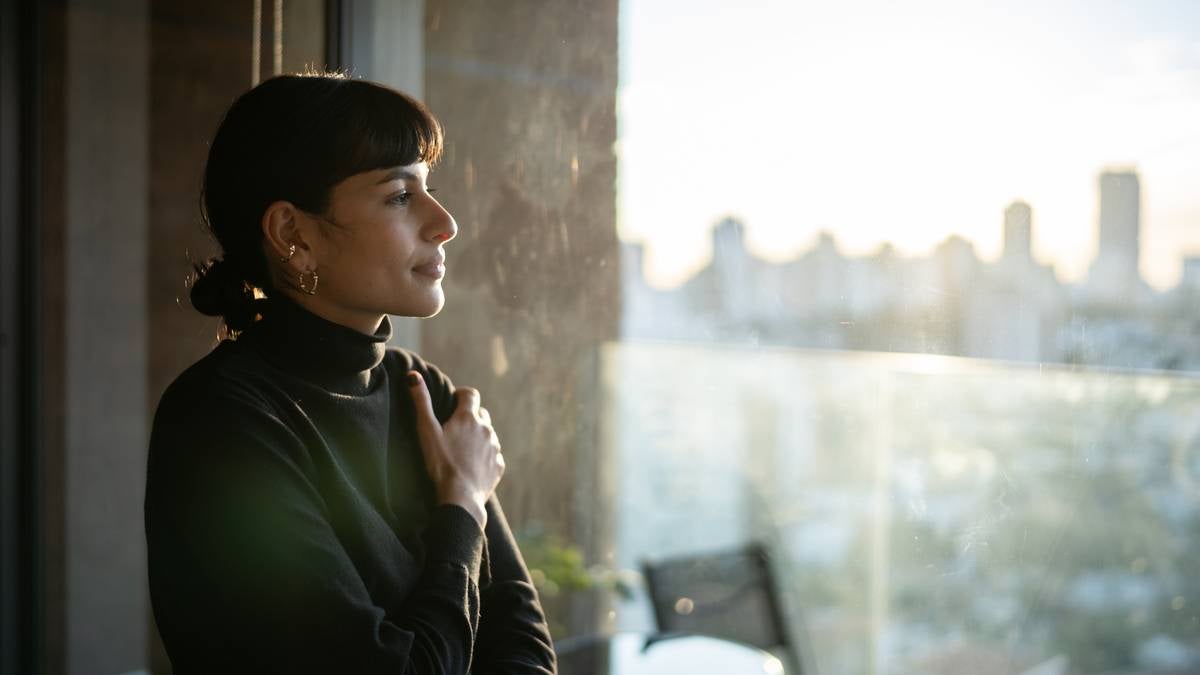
145, 297, 557, 674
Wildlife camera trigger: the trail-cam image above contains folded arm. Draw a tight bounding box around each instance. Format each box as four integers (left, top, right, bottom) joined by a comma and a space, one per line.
413, 356, 558, 674
472, 495, 558, 674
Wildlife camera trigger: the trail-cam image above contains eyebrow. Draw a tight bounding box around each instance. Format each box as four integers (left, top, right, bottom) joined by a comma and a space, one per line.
375, 167, 424, 185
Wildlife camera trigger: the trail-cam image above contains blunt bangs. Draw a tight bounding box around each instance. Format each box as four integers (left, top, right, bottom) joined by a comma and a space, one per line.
255, 74, 444, 214
326, 78, 444, 185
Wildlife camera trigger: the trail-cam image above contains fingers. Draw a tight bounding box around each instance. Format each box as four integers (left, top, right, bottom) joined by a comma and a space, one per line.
490, 418, 504, 475
407, 371, 442, 445
454, 387, 481, 417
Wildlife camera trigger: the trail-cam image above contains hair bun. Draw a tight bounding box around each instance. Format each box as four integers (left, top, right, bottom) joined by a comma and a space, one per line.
189, 257, 259, 332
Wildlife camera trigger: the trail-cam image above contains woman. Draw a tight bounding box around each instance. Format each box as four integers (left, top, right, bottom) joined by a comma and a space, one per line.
145, 73, 556, 674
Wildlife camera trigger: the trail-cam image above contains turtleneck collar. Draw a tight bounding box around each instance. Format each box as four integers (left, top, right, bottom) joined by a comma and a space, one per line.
242, 295, 391, 394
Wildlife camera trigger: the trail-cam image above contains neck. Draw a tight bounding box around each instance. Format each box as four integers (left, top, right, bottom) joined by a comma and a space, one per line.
242, 292, 392, 395
276, 288, 386, 336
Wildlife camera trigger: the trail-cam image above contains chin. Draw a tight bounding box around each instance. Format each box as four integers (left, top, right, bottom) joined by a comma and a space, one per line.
395, 293, 445, 319
417, 304, 444, 319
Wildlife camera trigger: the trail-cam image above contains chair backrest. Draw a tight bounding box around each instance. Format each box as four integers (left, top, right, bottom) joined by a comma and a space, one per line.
641, 542, 801, 673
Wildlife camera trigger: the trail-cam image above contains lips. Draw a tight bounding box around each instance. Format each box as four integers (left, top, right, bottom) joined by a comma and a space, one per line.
412, 255, 446, 279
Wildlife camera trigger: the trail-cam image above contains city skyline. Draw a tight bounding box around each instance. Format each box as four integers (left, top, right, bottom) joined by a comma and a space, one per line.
617, 0, 1200, 291
619, 167, 1200, 371
629, 167, 1196, 297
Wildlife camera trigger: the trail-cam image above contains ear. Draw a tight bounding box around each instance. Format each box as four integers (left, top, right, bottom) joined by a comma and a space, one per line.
261, 200, 317, 270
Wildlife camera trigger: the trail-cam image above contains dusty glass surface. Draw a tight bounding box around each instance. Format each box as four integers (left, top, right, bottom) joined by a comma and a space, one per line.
603, 344, 1200, 674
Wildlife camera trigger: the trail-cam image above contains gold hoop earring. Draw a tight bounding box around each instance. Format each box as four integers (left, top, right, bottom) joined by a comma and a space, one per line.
279, 243, 296, 263
299, 269, 319, 295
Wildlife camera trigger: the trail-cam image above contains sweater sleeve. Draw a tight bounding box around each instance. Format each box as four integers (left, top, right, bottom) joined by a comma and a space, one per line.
413, 357, 558, 674
473, 495, 558, 674
145, 380, 485, 675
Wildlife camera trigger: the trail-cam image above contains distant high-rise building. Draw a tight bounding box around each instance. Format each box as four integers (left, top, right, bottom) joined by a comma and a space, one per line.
937, 234, 979, 289
709, 216, 756, 322
1098, 171, 1140, 259
1003, 201, 1032, 261
1182, 257, 1200, 290
1087, 169, 1142, 301
712, 216, 747, 263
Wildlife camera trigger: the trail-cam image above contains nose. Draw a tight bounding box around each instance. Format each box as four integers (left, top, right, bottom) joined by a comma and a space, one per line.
426, 196, 458, 244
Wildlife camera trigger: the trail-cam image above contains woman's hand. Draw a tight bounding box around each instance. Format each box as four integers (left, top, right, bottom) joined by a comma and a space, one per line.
408, 371, 505, 529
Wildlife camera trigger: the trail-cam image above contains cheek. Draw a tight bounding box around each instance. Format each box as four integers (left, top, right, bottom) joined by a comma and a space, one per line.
346, 230, 416, 276
322, 213, 417, 275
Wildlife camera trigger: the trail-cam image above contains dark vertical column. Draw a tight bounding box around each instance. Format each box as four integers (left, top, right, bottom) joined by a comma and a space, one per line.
1, 1, 46, 673
420, 0, 622, 636
37, 2, 68, 672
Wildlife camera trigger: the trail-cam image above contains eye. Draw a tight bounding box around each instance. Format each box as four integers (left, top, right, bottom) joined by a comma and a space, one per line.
387, 187, 437, 206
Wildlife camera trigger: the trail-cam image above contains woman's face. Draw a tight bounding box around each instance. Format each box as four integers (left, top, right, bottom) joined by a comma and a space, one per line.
304, 160, 457, 327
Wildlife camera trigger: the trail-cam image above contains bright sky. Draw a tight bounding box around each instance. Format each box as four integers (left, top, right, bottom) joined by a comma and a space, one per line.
616, 0, 1200, 290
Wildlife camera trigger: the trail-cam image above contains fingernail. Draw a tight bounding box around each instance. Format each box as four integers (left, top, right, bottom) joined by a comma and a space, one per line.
407, 372, 421, 387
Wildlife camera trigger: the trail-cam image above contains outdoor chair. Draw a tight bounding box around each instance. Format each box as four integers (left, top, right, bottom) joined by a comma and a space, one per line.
641, 541, 802, 674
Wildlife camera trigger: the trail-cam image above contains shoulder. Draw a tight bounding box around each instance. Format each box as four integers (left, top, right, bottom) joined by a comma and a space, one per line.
148, 356, 316, 522
384, 347, 458, 423
150, 340, 304, 470
155, 339, 275, 419
384, 345, 450, 378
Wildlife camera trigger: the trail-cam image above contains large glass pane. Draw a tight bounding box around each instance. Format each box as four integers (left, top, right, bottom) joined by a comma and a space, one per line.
602, 344, 1200, 673
602, 3, 1200, 670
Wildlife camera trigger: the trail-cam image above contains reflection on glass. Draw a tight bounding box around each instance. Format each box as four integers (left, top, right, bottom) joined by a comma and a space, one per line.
602, 343, 1200, 674
556, 632, 785, 675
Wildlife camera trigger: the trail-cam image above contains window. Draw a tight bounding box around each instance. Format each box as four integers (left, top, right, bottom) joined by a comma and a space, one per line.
24, 2, 1200, 673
